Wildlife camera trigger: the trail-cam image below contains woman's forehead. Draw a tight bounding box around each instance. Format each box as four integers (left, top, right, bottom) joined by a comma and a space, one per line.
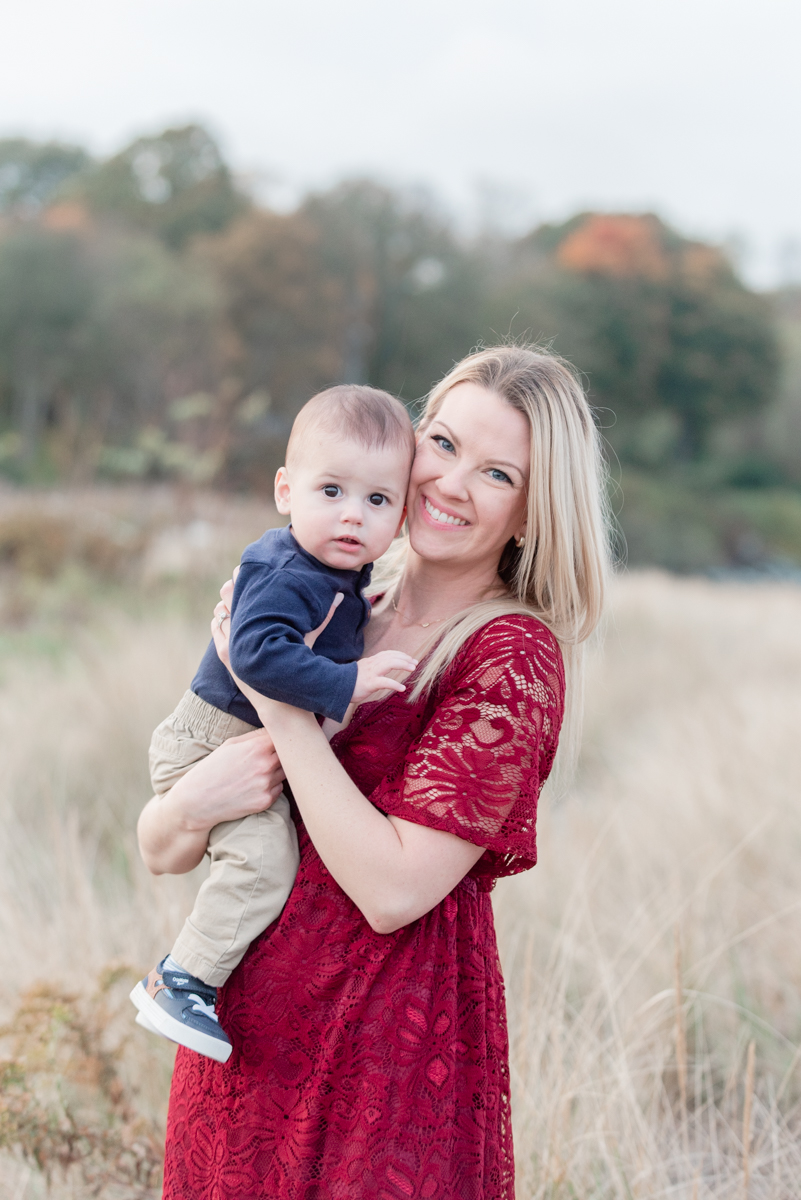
433, 384, 530, 468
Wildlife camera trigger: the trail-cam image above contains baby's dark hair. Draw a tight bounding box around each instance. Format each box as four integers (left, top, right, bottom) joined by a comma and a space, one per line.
286, 384, 415, 467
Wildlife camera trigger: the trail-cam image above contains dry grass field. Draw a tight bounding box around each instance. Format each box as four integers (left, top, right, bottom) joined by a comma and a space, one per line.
500, 574, 801, 1198
0, 490, 800, 1197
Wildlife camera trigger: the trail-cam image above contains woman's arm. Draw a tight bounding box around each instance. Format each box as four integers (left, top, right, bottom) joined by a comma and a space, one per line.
137, 730, 286, 875
251, 703, 485, 933
210, 605, 484, 933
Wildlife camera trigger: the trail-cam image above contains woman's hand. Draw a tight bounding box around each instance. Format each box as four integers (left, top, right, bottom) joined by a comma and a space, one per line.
137, 729, 285, 875
169, 729, 285, 831
211, 574, 237, 670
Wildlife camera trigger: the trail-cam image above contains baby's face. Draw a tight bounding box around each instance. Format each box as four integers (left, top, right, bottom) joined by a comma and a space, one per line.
275, 434, 411, 570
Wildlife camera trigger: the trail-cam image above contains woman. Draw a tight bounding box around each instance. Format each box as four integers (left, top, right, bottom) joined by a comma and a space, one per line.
138, 345, 610, 1199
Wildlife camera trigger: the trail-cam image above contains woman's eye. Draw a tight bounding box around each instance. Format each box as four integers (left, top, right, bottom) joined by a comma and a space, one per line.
432, 434, 455, 454
488, 468, 512, 484
368, 493, 388, 507
322, 485, 342, 499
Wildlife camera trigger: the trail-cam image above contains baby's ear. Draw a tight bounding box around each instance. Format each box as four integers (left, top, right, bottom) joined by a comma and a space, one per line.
274, 466, 291, 515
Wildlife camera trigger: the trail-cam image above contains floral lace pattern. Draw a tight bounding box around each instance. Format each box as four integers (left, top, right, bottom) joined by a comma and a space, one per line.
162, 616, 564, 1199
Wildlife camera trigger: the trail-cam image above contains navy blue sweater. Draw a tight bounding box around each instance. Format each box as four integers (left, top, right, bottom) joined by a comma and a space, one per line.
191, 526, 372, 725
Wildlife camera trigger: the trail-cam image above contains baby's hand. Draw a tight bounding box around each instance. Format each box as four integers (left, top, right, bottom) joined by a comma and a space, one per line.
353, 650, 419, 703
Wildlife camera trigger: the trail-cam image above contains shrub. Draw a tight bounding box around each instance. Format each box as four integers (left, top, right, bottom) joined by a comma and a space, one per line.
0, 968, 163, 1195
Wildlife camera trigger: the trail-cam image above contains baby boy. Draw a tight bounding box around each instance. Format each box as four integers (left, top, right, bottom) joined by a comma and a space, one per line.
130, 384, 415, 1061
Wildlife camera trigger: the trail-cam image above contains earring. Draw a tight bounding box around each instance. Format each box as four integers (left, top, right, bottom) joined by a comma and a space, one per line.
515, 535, 525, 548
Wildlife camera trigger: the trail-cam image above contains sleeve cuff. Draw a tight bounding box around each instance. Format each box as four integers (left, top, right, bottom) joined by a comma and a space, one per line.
320, 661, 359, 722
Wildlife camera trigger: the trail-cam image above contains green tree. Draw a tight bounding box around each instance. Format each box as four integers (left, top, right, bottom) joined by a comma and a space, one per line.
0, 139, 91, 215
78, 125, 248, 249
658, 275, 777, 455
489, 214, 779, 461
302, 180, 488, 401
0, 229, 93, 467
0, 225, 222, 479
192, 209, 346, 484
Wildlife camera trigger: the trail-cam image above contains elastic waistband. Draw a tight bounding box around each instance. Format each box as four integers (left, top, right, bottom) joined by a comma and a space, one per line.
176, 690, 257, 740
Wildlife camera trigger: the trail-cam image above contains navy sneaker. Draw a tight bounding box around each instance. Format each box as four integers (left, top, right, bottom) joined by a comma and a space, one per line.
130, 957, 232, 1063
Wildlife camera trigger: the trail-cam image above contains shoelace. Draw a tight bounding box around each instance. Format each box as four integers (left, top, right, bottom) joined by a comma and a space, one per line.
187, 993, 219, 1023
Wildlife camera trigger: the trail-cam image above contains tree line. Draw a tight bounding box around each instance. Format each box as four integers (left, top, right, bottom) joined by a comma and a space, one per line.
0, 124, 783, 496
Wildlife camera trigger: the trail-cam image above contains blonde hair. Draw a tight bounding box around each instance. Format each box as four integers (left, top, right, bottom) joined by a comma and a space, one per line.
371, 344, 614, 777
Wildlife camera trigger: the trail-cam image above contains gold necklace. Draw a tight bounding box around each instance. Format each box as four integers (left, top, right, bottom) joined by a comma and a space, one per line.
390, 590, 449, 629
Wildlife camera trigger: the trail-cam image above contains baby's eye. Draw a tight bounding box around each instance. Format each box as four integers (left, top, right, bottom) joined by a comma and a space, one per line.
322, 485, 342, 499
432, 434, 455, 454
488, 468, 512, 484
368, 493, 389, 507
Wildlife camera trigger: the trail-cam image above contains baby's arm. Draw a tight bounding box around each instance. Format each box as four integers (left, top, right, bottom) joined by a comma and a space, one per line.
229, 565, 354, 720
228, 566, 414, 721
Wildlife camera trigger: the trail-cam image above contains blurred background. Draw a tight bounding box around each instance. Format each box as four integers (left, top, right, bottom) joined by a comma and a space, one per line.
1, 2, 801, 1197
1, 0, 800, 572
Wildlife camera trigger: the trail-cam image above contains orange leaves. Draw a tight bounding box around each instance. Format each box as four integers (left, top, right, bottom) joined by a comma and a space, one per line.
557, 214, 670, 281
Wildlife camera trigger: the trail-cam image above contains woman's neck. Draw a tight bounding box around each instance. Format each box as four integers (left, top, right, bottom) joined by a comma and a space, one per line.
395, 550, 504, 625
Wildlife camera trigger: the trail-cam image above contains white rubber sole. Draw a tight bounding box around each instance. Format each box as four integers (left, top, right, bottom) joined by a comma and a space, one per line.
135, 1009, 168, 1038
129, 981, 233, 1063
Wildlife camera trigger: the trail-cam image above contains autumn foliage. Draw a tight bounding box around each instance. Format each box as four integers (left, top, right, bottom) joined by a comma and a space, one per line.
557, 214, 672, 280
0, 125, 789, 550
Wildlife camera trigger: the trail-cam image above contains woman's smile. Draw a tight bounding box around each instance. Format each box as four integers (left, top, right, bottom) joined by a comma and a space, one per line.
421, 494, 471, 528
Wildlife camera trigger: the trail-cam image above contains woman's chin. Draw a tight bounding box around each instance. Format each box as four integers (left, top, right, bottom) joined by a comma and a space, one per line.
409, 525, 471, 562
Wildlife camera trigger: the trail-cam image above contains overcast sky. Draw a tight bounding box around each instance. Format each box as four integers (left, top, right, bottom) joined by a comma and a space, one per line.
2, 0, 799, 286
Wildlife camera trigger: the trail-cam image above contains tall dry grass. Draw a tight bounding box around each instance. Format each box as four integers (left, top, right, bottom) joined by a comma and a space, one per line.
496, 572, 801, 1197
0, 544, 799, 1195
0, 614, 208, 1198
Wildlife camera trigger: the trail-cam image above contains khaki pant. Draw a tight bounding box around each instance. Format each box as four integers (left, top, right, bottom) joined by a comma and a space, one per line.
149, 690, 299, 987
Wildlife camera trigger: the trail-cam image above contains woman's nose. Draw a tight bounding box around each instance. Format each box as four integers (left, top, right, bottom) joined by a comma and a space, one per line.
437, 464, 470, 499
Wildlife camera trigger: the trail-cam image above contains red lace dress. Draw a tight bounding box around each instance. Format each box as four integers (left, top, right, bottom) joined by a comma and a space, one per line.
162, 616, 564, 1200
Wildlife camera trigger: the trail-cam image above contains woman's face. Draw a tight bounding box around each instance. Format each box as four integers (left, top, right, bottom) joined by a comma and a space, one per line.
407, 382, 530, 577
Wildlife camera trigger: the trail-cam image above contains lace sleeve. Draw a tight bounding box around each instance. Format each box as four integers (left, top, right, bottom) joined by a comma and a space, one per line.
369, 616, 565, 888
